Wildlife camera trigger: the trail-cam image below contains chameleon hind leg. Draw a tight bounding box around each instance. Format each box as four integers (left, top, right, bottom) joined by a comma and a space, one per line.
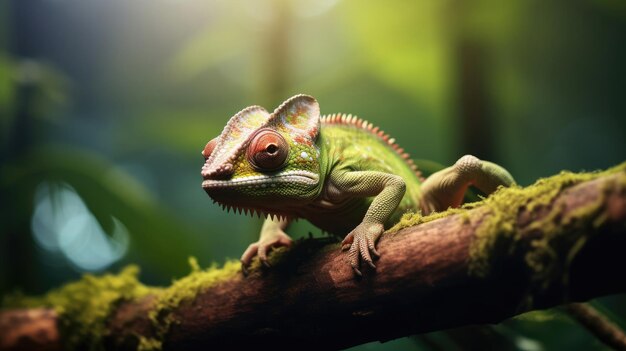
420, 155, 515, 214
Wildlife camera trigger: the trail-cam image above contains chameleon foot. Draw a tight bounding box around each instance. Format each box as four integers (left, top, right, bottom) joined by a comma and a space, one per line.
240, 232, 292, 275
341, 222, 384, 276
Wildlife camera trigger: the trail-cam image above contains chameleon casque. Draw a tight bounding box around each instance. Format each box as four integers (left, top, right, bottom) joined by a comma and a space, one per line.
201, 94, 515, 275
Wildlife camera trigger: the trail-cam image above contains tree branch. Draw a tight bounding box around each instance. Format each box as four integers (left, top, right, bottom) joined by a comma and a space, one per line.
2, 167, 625, 351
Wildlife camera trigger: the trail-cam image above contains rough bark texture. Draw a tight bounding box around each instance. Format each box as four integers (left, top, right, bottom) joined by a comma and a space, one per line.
1, 171, 625, 351
0, 309, 60, 351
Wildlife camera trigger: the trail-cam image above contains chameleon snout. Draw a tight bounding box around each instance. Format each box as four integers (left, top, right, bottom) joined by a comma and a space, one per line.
201, 162, 234, 180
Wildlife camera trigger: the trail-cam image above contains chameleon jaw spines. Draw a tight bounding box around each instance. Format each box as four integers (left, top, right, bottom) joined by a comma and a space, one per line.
217, 203, 292, 222
320, 113, 423, 179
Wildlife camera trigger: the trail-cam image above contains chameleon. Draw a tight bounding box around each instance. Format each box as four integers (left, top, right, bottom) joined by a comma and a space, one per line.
199, 95, 626, 347
201, 94, 515, 275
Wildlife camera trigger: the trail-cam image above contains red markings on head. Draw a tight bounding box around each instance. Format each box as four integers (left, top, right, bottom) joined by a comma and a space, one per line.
202, 138, 218, 159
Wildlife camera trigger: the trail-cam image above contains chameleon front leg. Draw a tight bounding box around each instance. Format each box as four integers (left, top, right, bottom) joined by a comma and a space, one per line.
241, 217, 292, 274
331, 171, 406, 276
420, 155, 515, 214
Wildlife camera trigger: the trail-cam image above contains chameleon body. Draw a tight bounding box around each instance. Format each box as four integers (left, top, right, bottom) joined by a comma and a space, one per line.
201, 94, 514, 274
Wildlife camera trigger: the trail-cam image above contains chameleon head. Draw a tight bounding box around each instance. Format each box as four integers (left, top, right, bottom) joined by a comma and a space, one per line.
201, 94, 323, 216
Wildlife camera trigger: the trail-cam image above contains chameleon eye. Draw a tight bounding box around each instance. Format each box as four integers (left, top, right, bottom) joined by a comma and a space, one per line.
247, 129, 289, 171
202, 138, 218, 160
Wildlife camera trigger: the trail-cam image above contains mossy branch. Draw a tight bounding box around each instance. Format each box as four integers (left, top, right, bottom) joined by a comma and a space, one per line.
2, 165, 626, 351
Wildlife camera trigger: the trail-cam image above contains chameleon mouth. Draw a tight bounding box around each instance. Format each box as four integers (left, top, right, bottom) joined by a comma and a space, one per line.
201, 170, 319, 189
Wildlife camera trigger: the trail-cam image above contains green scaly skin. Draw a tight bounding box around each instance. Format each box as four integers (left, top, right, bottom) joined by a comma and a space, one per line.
201, 94, 515, 275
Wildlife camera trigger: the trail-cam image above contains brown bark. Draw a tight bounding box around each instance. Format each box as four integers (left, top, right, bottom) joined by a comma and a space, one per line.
1, 171, 625, 351
0, 309, 60, 351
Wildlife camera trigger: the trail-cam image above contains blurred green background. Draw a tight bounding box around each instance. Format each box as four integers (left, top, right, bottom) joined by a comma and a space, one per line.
1, 0, 625, 349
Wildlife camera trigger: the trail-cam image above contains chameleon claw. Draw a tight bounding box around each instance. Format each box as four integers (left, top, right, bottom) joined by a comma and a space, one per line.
261, 258, 272, 268
371, 248, 380, 258
367, 236, 380, 257
359, 243, 372, 268
343, 222, 385, 276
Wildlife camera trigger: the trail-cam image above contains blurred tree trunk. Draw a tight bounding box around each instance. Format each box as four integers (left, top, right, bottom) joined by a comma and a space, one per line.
450, 1, 495, 161
455, 40, 495, 160
260, 0, 292, 106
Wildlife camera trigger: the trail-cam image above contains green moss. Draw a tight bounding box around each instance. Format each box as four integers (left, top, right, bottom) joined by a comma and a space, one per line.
387, 201, 481, 234
148, 258, 241, 341
146, 246, 336, 340
2, 258, 242, 351
386, 162, 625, 303
2, 265, 158, 351
469, 162, 626, 290
246, 246, 289, 272
136, 336, 162, 351
2, 239, 333, 350
248, 237, 341, 275
4, 164, 623, 349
